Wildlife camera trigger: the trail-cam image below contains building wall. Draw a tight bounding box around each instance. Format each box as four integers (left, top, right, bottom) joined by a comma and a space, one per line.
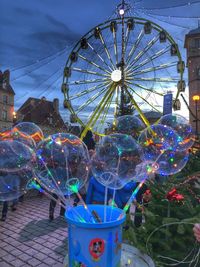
185, 34, 200, 135
0, 70, 15, 131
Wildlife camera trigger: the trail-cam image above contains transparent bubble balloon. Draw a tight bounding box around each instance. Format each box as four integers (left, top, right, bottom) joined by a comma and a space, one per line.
91, 133, 143, 189
134, 161, 158, 182
158, 114, 195, 151
0, 140, 36, 173
138, 124, 180, 162
155, 149, 189, 176
0, 129, 36, 149
35, 133, 90, 196
13, 122, 44, 143
113, 115, 145, 138
0, 170, 33, 201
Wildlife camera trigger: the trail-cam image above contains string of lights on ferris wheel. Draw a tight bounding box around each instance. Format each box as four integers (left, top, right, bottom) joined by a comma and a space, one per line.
10, 46, 68, 72
11, 48, 68, 82
10, 0, 199, 82
10, 0, 200, 118
135, 0, 200, 10
14, 67, 63, 104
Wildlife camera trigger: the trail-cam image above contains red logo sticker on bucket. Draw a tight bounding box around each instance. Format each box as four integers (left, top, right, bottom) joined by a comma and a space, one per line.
89, 238, 105, 261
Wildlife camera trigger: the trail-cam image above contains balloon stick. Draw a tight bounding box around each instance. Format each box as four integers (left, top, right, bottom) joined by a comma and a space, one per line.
104, 186, 108, 222
69, 184, 96, 223
118, 178, 146, 220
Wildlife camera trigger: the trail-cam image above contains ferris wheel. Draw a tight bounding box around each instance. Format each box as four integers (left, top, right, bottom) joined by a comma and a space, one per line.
62, 1, 185, 136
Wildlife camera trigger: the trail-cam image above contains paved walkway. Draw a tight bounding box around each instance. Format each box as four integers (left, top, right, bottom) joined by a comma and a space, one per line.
0, 195, 68, 267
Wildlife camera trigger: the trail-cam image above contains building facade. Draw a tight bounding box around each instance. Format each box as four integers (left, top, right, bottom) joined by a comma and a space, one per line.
17, 97, 67, 136
185, 26, 200, 136
0, 70, 15, 131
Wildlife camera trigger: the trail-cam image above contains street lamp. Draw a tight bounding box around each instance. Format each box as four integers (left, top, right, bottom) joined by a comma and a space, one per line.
192, 95, 200, 139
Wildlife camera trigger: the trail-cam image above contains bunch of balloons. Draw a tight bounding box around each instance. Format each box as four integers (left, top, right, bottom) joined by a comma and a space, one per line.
0, 113, 195, 223
0, 121, 92, 222
0, 122, 42, 201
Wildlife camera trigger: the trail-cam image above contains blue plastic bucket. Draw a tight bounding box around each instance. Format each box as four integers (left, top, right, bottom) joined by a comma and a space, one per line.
65, 204, 126, 267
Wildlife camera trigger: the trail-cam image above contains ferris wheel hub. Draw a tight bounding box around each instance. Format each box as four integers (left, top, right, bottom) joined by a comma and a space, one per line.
111, 69, 122, 82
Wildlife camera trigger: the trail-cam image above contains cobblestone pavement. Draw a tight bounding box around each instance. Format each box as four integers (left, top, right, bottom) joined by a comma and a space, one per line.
0, 195, 68, 267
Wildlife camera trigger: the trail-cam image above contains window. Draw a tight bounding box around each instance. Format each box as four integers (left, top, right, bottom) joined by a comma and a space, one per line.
2, 110, 7, 121
9, 96, 14, 105
49, 117, 53, 124
3, 95, 8, 104
189, 38, 200, 48
195, 38, 200, 48
197, 67, 200, 78
189, 39, 195, 48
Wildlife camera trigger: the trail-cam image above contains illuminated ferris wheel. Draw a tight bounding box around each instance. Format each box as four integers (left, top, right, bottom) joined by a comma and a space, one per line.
62, 1, 185, 136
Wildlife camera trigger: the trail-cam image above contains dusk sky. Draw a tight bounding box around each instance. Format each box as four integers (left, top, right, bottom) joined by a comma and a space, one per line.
1, 0, 200, 121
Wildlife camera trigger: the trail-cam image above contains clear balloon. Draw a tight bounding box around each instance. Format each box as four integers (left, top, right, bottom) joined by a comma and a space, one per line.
91, 133, 143, 189
138, 124, 180, 162
0, 140, 35, 173
155, 149, 189, 176
35, 133, 90, 196
13, 122, 44, 143
113, 115, 145, 138
158, 114, 195, 151
0, 170, 33, 201
0, 129, 36, 149
134, 161, 158, 182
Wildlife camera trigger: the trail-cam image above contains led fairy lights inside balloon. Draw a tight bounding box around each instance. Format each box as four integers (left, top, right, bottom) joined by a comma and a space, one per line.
34, 133, 94, 222
91, 133, 144, 222
13, 122, 44, 143
0, 140, 35, 202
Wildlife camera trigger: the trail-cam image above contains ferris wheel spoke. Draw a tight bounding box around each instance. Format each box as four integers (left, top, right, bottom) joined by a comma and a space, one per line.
90, 91, 113, 128
124, 87, 150, 127
128, 46, 171, 72
126, 29, 144, 64
129, 35, 160, 67
81, 83, 116, 138
93, 92, 114, 131
76, 84, 112, 114
124, 28, 131, 57
88, 42, 113, 72
112, 29, 119, 65
68, 77, 109, 85
89, 88, 115, 130
71, 67, 109, 77
78, 54, 111, 75
128, 61, 177, 76
115, 85, 120, 116
126, 81, 164, 97
98, 32, 116, 69
127, 77, 179, 83
70, 81, 111, 100
127, 86, 162, 113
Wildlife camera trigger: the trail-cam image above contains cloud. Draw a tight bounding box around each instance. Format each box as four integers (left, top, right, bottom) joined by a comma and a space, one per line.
29, 31, 77, 51
0, 3, 80, 70
14, 7, 37, 16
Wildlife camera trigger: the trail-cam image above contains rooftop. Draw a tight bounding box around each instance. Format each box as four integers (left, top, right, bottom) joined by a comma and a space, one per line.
188, 26, 200, 35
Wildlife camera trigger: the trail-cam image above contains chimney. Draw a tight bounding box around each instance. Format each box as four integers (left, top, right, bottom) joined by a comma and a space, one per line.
3, 70, 10, 85
53, 98, 59, 114
30, 99, 35, 106
41, 96, 46, 101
